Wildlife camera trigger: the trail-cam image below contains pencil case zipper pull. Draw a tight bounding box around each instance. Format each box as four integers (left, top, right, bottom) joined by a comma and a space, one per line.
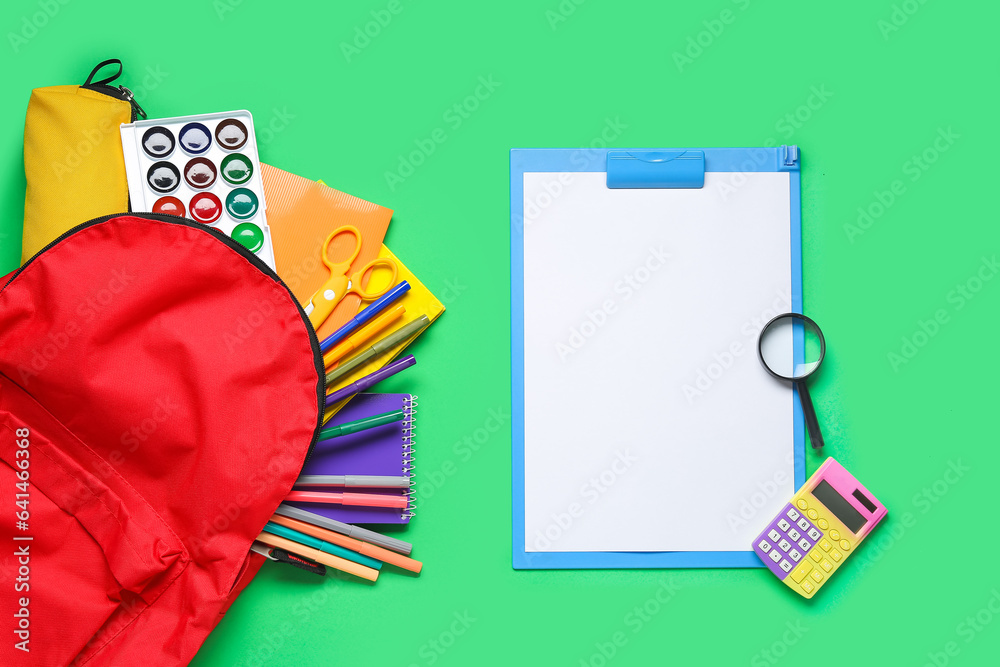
118, 85, 147, 120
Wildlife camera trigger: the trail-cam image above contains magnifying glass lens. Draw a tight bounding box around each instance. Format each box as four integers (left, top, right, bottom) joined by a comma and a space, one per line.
759, 314, 825, 380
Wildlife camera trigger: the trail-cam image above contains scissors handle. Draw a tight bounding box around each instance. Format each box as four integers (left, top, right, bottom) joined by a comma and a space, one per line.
306, 258, 399, 330
350, 258, 399, 301
321, 226, 362, 274
307, 272, 349, 329
306, 226, 365, 329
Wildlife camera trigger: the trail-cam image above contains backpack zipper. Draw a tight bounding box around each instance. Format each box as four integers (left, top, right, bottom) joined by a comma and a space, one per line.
1, 213, 325, 464
81, 82, 146, 122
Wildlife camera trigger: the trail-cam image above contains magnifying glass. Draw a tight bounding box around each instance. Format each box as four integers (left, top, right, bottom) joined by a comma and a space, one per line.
757, 313, 826, 449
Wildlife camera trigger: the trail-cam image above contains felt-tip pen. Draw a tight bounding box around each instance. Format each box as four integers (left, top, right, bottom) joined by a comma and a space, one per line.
325, 315, 429, 385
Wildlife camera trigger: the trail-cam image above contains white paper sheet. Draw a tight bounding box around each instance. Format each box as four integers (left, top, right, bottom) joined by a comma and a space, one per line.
522, 171, 794, 552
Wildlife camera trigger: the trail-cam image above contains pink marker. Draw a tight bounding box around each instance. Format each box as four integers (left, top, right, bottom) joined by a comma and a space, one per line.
285, 490, 409, 509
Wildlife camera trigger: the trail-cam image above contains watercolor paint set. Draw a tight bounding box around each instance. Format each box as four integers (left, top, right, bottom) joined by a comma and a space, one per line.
120, 110, 276, 270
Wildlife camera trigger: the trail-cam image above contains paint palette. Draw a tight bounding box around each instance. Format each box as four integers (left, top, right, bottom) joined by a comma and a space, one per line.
120, 110, 276, 270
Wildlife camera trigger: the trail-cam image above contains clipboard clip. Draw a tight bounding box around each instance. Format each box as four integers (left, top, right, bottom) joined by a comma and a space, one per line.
606, 150, 705, 189
780, 145, 799, 170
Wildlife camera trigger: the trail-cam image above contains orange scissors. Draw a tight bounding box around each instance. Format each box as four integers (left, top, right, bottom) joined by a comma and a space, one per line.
304, 226, 398, 330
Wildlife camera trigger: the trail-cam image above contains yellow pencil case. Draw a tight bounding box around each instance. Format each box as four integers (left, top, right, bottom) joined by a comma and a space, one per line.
21, 59, 145, 263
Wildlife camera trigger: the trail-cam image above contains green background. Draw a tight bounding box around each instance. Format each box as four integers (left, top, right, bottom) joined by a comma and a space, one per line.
1, 0, 998, 665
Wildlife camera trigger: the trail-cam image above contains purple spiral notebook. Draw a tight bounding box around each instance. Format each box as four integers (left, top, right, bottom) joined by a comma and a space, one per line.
289, 393, 415, 524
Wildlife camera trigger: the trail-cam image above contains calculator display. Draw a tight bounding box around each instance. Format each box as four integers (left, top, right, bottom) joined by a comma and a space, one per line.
812, 480, 866, 533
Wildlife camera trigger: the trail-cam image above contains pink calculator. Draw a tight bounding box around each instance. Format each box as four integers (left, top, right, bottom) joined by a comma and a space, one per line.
752, 458, 887, 598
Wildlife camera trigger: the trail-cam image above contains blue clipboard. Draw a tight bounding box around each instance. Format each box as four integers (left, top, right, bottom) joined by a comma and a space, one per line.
510, 146, 805, 569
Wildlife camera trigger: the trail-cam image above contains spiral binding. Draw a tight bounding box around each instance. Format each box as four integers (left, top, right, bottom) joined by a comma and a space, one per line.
401, 395, 417, 519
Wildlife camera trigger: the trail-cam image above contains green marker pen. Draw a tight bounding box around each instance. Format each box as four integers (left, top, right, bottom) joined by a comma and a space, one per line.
318, 409, 405, 441
325, 315, 430, 386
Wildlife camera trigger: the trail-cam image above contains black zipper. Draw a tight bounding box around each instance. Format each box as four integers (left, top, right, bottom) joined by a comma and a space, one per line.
81, 82, 146, 122
1, 212, 325, 464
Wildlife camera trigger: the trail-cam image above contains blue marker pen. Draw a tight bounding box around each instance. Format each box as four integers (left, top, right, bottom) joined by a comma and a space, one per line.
318, 280, 410, 352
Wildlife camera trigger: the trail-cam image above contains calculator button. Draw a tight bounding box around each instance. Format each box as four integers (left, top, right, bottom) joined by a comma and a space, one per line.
789, 549, 802, 562
820, 559, 832, 572
778, 539, 792, 552
769, 550, 782, 563
808, 528, 821, 541
830, 549, 842, 562
807, 509, 818, 520
801, 580, 815, 594
768, 529, 780, 542
809, 549, 822, 563
797, 518, 810, 531
779, 559, 793, 573
787, 529, 800, 541
790, 562, 812, 583
840, 540, 851, 551
798, 538, 811, 551
778, 519, 791, 531
796, 499, 808, 510
810, 570, 823, 583
820, 539, 832, 552
787, 508, 800, 521
829, 529, 841, 541
758, 540, 771, 553
817, 519, 829, 530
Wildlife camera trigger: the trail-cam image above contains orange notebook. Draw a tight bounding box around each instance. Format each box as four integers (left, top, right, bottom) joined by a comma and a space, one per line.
260, 163, 393, 340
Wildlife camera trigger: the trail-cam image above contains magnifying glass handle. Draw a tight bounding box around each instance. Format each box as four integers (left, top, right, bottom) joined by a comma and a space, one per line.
795, 381, 824, 449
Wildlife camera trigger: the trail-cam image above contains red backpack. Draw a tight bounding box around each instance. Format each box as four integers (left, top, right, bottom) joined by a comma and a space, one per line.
0, 214, 323, 666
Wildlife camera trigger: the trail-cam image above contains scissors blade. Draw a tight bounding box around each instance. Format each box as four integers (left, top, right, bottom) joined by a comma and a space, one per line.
303, 301, 315, 316
251, 543, 276, 560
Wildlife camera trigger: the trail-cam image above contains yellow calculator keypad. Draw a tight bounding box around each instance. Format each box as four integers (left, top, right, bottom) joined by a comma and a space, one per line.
790, 562, 811, 583
786, 500, 845, 596
759, 496, 850, 598
756, 498, 854, 599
